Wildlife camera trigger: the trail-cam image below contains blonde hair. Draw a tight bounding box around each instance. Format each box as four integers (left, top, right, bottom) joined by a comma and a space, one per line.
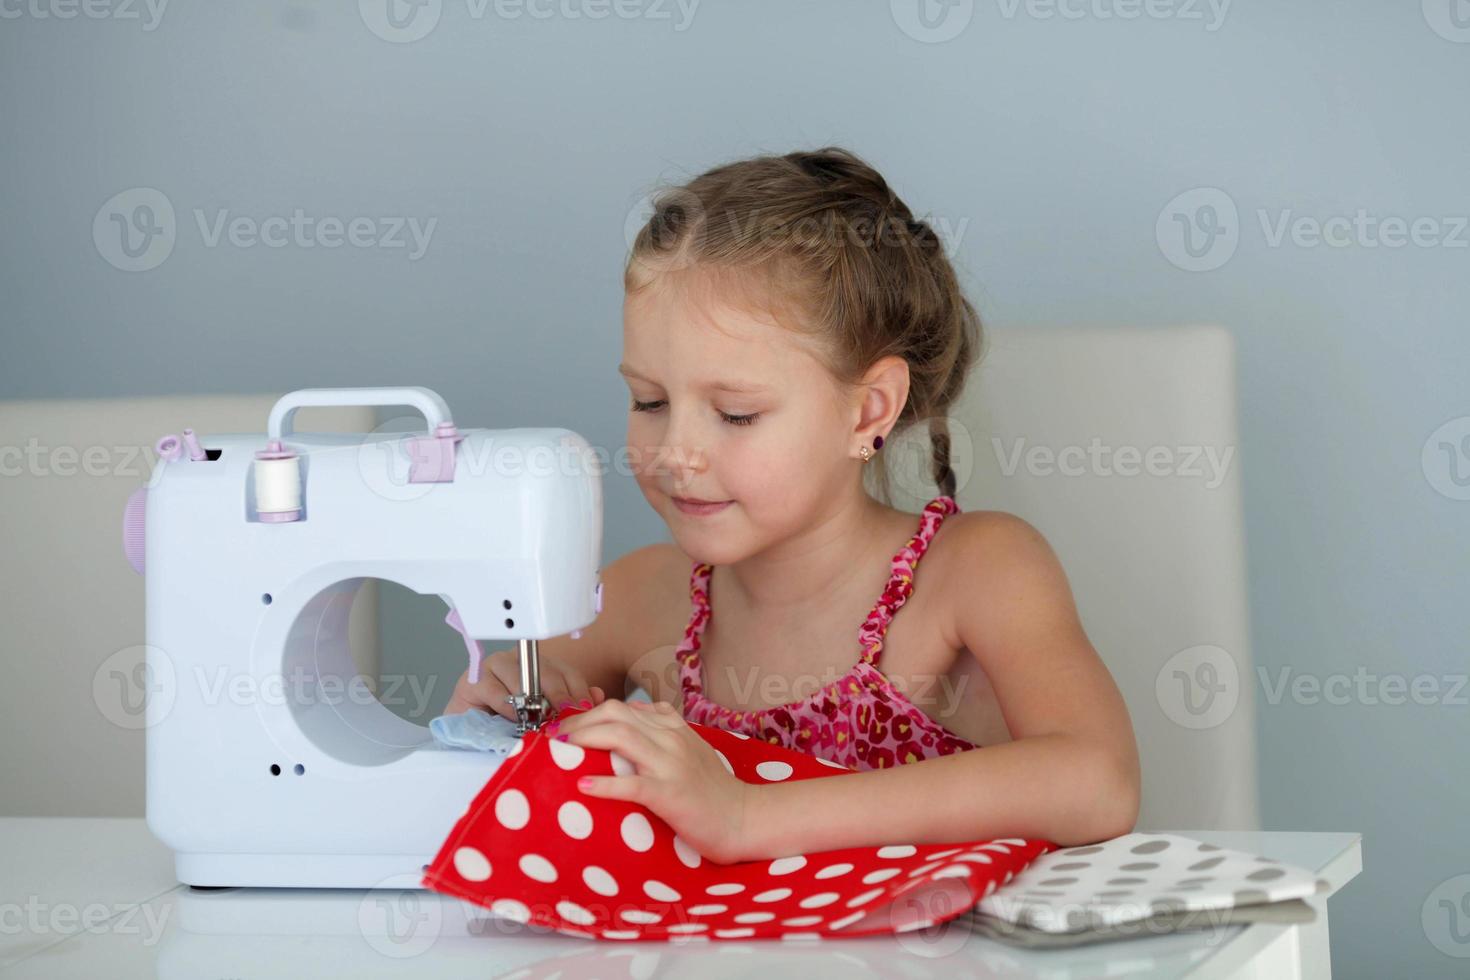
624, 146, 982, 503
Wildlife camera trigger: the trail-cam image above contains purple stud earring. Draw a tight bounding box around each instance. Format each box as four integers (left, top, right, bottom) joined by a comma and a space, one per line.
873, 435, 884, 450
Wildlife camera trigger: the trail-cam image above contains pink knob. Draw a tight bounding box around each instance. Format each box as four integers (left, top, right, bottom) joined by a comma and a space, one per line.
122, 487, 147, 575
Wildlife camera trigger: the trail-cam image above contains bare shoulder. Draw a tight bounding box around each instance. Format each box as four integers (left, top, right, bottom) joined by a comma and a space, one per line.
609, 540, 694, 614
928, 509, 1080, 644
599, 540, 695, 667
601, 540, 698, 703
934, 509, 1061, 570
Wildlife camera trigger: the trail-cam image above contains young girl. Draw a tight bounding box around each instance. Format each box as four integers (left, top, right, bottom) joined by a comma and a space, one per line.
446, 147, 1139, 864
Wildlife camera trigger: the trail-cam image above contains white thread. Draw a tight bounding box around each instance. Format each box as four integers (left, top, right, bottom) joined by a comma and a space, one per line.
254, 456, 302, 514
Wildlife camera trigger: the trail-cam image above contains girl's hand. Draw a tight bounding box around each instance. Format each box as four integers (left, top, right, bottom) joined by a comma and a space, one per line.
547, 699, 752, 865
444, 648, 607, 722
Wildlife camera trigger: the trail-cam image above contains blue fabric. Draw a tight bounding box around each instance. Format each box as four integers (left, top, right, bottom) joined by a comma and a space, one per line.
428, 708, 526, 755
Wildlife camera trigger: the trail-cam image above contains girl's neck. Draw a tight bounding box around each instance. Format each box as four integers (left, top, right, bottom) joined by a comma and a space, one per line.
719, 486, 903, 616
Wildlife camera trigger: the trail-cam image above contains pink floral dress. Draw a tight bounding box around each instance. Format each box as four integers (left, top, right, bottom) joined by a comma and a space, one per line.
675, 495, 979, 770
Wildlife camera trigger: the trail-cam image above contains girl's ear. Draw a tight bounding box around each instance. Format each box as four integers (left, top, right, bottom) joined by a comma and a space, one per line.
852, 355, 909, 449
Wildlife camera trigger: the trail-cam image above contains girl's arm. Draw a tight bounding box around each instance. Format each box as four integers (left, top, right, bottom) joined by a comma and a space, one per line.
736, 512, 1140, 858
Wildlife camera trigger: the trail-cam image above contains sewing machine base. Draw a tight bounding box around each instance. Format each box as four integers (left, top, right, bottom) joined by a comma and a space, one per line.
176, 853, 440, 890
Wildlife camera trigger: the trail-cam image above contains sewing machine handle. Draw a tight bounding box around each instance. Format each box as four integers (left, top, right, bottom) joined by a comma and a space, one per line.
267, 386, 453, 440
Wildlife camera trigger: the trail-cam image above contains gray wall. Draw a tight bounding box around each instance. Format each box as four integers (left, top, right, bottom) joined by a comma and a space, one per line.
3, 2, 1465, 975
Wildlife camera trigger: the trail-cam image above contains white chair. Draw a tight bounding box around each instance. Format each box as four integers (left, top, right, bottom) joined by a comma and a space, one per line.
883, 325, 1260, 831
0, 395, 376, 817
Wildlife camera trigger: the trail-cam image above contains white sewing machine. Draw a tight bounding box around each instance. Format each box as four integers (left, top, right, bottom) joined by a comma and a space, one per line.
120, 386, 603, 888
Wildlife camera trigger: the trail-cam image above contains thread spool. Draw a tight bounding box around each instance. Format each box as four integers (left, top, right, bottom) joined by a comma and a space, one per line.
253, 440, 301, 523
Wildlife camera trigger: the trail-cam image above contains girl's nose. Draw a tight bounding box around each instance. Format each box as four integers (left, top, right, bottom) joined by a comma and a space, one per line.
661, 427, 709, 480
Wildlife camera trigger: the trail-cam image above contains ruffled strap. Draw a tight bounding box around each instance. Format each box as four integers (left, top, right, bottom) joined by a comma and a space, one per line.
858, 495, 960, 666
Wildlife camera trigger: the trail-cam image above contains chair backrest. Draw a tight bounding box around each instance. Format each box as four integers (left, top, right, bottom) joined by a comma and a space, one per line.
883, 325, 1259, 830
0, 394, 375, 817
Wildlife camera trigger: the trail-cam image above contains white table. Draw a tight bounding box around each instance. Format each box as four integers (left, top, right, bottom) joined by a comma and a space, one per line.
0, 819, 1361, 979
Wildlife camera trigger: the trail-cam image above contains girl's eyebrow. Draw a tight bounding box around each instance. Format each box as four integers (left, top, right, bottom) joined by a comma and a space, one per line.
618, 363, 771, 394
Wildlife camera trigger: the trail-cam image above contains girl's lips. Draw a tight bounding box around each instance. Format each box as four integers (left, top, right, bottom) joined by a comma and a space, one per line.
672, 495, 733, 516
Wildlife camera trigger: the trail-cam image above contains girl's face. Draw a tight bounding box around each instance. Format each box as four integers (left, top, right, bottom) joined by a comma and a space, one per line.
621, 269, 855, 565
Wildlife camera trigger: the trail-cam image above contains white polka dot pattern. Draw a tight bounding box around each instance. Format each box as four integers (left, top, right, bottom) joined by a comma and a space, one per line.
421, 705, 1054, 940
975, 832, 1321, 934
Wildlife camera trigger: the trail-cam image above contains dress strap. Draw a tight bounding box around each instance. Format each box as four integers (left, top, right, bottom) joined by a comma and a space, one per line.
674, 494, 960, 690
858, 495, 961, 667
674, 561, 714, 697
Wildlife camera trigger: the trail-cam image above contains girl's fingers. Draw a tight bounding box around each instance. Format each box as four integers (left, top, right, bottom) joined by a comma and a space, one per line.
558, 720, 663, 775
625, 699, 684, 727
447, 663, 512, 720
576, 773, 644, 802
484, 652, 579, 716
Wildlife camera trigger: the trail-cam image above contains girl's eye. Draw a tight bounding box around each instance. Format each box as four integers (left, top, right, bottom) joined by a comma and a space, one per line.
629, 399, 759, 427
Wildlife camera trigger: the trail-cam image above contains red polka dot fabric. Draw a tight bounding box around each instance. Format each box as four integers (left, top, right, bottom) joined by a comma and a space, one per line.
422, 708, 1055, 941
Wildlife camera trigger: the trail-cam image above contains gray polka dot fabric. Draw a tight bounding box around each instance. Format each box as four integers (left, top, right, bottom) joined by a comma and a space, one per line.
974, 833, 1318, 934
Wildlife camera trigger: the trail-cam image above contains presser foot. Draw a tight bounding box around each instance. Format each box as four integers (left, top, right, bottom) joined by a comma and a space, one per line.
508, 693, 553, 735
